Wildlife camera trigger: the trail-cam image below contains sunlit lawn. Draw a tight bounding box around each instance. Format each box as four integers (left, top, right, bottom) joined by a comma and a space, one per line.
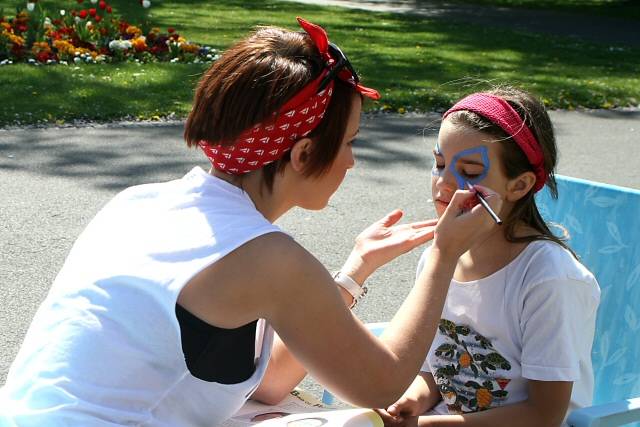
1, 0, 639, 126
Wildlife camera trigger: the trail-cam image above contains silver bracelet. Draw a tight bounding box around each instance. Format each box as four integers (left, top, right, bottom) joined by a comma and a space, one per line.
333, 271, 368, 308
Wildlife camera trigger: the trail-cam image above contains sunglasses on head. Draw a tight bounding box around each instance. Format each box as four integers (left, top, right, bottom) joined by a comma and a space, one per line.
319, 42, 360, 91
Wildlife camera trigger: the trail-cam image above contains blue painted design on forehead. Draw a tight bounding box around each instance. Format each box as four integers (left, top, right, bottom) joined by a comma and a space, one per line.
449, 146, 490, 189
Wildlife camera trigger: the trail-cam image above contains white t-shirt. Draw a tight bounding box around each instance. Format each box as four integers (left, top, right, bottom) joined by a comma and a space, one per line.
417, 240, 600, 421
0, 167, 283, 427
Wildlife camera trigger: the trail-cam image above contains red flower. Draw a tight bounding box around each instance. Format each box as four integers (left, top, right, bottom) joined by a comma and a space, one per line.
99, 0, 106, 9
18, 25, 28, 32
36, 51, 50, 63
77, 0, 83, 3
106, 5, 112, 13
71, 10, 76, 16
89, 8, 97, 17
95, 15, 102, 22
79, 9, 87, 18
167, 27, 175, 34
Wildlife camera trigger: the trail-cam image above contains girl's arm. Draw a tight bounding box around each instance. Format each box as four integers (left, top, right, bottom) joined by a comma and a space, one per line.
417, 380, 572, 427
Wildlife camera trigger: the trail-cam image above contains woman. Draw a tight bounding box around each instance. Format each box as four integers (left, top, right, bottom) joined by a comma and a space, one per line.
0, 18, 502, 426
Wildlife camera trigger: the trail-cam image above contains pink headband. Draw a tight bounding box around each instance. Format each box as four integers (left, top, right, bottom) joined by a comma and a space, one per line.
443, 93, 547, 192
199, 17, 380, 175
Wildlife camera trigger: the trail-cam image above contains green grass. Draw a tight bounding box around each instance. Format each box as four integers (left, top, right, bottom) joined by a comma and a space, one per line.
1, 0, 639, 126
446, 0, 640, 20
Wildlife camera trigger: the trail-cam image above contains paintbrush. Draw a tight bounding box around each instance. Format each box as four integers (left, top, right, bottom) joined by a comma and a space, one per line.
466, 182, 502, 225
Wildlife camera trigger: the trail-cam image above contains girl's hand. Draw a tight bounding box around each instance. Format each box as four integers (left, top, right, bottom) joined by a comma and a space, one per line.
374, 408, 419, 427
342, 210, 438, 284
432, 186, 503, 259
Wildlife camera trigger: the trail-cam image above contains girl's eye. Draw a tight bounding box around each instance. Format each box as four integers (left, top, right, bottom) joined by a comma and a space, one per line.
461, 171, 481, 179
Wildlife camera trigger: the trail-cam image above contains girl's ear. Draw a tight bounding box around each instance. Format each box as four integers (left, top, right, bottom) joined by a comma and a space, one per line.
505, 171, 537, 202
289, 138, 313, 173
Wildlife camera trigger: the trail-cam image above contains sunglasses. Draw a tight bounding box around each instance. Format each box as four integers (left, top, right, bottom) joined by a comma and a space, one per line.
319, 42, 360, 91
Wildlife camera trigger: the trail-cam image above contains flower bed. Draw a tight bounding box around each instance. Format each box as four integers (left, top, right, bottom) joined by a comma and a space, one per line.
0, 0, 218, 64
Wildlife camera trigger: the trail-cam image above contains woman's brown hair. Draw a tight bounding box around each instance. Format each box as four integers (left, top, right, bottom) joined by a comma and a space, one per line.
446, 86, 574, 254
184, 26, 359, 190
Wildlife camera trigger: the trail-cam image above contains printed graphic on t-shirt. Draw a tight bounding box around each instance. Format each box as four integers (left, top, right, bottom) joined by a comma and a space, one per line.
431, 319, 512, 414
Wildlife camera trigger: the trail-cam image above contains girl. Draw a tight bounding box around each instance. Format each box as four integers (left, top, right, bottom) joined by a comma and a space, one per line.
0, 19, 501, 427
378, 88, 600, 427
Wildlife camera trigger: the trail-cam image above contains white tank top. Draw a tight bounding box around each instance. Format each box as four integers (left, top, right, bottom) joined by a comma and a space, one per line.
0, 167, 282, 427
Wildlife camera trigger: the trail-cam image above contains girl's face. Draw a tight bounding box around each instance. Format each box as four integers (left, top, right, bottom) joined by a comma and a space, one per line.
431, 118, 509, 218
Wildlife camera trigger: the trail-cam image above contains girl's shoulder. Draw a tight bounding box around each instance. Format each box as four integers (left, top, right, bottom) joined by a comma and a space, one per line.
516, 240, 598, 290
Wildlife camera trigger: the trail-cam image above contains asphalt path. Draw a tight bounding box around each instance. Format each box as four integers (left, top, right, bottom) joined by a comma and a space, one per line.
1, 109, 639, 397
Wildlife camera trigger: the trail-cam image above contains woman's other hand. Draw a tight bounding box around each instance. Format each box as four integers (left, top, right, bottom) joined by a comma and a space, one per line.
342, 210, 437, 284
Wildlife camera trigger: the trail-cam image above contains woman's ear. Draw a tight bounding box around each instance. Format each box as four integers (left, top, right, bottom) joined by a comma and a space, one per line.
289, 138, 313, 173
505, 171, 537, 202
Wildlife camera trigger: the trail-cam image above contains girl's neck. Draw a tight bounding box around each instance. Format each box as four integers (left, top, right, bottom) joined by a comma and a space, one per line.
453, 222, 536, 282
210, 168, 293, 223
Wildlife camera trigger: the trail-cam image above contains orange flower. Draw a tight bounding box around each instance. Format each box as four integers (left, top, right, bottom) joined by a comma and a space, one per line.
131, 37, 147, 52
126, 25, 141, 37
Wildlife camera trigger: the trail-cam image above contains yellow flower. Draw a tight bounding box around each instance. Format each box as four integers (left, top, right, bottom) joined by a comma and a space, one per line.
126, 25, 142, 37
179, 42, 199, 53
7, 33, 25, 46
31, 41, 51, 55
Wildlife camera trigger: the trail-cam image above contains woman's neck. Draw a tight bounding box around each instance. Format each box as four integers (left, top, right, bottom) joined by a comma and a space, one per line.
210, 168, 293, 223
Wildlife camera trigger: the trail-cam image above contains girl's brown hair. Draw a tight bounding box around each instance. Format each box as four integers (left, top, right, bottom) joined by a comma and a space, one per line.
447, 87, 573, 253
184, 26, 359, 190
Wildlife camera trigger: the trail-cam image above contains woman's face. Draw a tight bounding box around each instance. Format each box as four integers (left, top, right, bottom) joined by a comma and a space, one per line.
431, 118, 509, 218
299, 95, 361, 210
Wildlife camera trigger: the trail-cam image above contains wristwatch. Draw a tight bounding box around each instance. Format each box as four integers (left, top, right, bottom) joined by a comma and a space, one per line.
333, 271, 368, 308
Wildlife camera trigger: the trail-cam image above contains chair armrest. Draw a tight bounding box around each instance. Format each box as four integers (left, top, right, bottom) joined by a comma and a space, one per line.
567, 397, 640, 427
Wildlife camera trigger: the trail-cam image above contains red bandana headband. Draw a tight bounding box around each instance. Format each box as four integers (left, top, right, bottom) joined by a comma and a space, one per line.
199, 17, 380, 175
443, 93, 547, 192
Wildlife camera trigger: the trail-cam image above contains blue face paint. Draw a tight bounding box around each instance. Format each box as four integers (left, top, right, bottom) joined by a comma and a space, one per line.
432, 145, 490, 189
450, 146, 490, 189
431, 142, 444, 178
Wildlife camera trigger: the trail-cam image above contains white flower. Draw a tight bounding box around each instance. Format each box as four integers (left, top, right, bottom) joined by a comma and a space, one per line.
86, 21, 92, 28
108, 39, 132, 51
60, 9, 65, 15
44, 17, 52, 26
74, 57, 82, 64
75, 16, 81, 23
90, 0, 97, 3
142, 0, 151, 8
26, 2, 35, 11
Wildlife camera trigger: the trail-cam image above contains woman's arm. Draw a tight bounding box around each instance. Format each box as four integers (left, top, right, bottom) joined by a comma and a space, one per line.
180, 189, 502, 409
253, 211, 439, 404
417, 380, 572, 427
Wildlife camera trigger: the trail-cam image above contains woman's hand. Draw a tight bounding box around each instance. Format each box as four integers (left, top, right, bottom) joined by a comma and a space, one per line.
432, 185, 503, 259
342, 210, 438, 284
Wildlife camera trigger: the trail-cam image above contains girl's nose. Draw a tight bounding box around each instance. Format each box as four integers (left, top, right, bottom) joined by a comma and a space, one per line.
435, 168, 459, 192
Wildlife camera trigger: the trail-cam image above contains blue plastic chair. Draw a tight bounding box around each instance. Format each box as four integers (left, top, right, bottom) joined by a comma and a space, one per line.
322, 175, 640, 426
536, 175, 640, 427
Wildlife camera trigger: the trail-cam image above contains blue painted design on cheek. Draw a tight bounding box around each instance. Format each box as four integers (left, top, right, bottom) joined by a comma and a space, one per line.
449, 146, 490, 190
